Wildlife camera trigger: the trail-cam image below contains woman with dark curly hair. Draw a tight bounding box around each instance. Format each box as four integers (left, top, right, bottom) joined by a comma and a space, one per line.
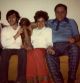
26, 10, 54, 83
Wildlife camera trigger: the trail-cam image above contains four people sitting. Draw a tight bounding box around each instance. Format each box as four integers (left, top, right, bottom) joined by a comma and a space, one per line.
0, 3, 80, 83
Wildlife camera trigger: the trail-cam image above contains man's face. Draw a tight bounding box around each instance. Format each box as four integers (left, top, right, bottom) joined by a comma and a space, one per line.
7, 13, 17, 26
55, 6, 67, 21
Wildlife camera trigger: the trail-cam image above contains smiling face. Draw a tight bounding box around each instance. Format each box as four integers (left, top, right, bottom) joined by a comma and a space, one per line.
37, 17, 45, 29
7, 13, 18, 26
55, 6, 67, 21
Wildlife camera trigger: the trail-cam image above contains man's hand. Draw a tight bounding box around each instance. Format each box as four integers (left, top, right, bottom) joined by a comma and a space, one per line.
47, 46, 55, 55
14, 28, 23, 40
68, 37, 75, 44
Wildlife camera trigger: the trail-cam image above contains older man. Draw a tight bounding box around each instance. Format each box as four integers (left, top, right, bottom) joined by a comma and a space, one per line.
46, 4, 79, 83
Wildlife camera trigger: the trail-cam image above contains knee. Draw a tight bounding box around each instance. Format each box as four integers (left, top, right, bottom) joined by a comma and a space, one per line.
70, 44, 79, 51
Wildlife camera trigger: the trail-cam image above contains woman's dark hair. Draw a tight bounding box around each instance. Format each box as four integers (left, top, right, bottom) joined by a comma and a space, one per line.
6, 10, 20, 21
54, 4, 67, 12
34, 10, 49, 22
19, 18, 31, 27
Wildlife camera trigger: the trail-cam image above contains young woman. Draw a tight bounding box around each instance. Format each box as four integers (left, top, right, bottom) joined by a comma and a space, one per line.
26, 10, 54, 83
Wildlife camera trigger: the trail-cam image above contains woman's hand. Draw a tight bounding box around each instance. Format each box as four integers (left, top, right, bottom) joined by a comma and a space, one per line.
47, 46, 55, 55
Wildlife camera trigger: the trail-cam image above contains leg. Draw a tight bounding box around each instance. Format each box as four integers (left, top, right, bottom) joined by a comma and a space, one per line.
16, 49, 26, 83
46, 54, 64, 83
0, 49, 11, 83
0, 48, 2, 81
46, 42, 70, 83
67, 44, 79, 83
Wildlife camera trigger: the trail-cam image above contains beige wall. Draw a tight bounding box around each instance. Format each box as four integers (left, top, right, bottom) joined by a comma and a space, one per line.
0, 0, 80, 32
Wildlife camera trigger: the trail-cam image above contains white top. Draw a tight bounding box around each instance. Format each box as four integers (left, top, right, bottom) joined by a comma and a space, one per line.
31, 27, 53, 48
1, 26, 22, 49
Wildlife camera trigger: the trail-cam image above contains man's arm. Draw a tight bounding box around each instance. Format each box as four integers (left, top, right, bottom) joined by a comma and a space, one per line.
68, 19, 80, 43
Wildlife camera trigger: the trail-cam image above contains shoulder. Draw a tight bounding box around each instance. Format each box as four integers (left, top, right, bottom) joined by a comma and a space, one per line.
68, 18, 77, 24
45, 27, 52, 30
32, 28, 37, 32
1, 26, 10, 33
46, 19, 55, 24
32, 28, 38, 34
46, 19, 56, 28
44, 27, 52, 32
67, 18, 78, 28
47, 19, 54, 22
